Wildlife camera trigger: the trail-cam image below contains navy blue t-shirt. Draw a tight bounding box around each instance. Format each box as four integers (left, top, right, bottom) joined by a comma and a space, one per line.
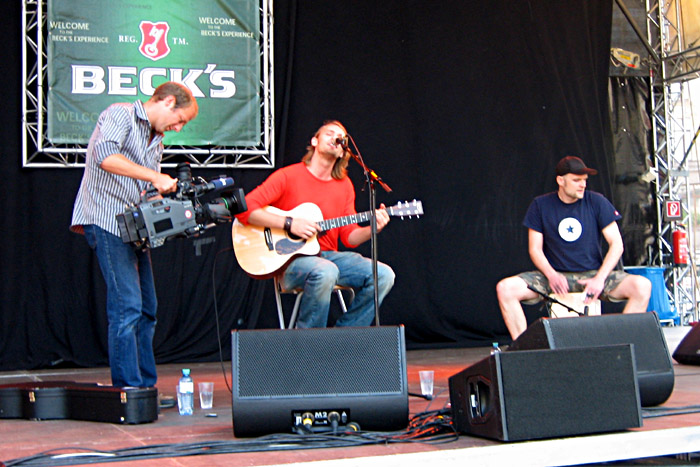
523, 191, 621, 272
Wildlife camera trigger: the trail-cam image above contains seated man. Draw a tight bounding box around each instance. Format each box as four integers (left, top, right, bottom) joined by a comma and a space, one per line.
235, 120, 395, 328
496, 156, 651, 340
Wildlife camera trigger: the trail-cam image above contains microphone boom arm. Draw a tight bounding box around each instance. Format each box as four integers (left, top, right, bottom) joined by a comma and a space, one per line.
347, 150, 392, 193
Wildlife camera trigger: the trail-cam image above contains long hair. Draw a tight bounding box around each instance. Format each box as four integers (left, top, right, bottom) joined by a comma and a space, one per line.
301, 120, 350, 180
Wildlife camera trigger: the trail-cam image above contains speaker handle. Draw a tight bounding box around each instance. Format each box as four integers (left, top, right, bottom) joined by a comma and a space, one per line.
467, 374, 493, 423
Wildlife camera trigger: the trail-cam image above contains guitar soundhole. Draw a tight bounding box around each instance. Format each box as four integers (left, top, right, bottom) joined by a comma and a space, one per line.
275, 237, 306, 255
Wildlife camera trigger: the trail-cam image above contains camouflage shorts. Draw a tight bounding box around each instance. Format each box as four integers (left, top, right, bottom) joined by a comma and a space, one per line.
517, 270, 630, 305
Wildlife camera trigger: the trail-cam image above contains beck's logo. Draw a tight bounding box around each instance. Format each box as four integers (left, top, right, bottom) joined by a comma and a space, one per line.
139, 21, 170, 61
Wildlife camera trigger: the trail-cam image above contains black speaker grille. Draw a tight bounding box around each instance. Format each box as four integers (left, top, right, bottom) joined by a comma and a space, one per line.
234, 327, 405, 398
448, 345, 642, 441
498, 346, 641, 440
545, 314, 671, 372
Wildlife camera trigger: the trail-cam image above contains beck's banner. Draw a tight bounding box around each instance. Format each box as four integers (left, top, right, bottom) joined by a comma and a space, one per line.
47, 0, 260, 146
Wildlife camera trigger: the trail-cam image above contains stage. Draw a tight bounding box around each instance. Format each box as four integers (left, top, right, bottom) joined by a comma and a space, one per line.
2, 325, 700, 466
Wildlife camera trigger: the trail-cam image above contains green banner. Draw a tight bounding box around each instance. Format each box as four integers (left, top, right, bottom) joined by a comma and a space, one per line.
47, 0, 260, 146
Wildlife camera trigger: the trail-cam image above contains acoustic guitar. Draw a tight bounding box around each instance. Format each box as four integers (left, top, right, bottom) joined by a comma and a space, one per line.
232, 200, 423, 278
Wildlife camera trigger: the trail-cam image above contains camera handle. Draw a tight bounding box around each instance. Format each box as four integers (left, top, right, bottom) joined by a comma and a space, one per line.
140, 185, 162, 203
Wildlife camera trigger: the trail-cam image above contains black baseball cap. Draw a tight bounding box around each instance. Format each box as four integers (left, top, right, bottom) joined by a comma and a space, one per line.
556, 156, 598, 176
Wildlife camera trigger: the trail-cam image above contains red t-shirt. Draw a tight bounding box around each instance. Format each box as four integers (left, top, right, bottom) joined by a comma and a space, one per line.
236, 162, 360, 251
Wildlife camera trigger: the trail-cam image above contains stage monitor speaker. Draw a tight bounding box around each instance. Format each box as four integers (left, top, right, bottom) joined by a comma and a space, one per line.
673, 323, 700, 365
508, 313, 674, 407
449, 345, 642, 441
231, 325, 408, 437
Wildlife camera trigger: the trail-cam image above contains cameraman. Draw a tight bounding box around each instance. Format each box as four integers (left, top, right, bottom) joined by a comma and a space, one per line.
70, 82, 198, 388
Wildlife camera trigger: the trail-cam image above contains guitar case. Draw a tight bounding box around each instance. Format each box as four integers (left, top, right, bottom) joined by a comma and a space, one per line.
69, 385, 158, 424
0, 381, 76, 419
0, 381, 157, 424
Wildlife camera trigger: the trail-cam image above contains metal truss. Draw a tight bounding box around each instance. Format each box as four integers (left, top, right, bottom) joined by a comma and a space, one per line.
646, 0, 700, 323
21, 0, 275, 169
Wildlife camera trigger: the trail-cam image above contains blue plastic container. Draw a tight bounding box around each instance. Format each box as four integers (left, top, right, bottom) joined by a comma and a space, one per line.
625, 267, 680, 325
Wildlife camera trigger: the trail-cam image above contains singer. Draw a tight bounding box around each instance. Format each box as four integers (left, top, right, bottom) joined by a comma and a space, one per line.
69, 82, 199, 388
495, 156, 651, 339
234, 120, 395, 328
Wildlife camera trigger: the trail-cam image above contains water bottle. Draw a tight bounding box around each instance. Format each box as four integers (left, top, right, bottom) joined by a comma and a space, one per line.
177, 368, 194, 416
490, 342, 501, 355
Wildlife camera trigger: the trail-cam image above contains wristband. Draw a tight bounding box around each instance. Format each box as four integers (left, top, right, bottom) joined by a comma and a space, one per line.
283, 216, 293, 233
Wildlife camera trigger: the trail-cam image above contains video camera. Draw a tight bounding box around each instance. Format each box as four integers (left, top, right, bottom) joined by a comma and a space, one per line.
116, 162, 247, 249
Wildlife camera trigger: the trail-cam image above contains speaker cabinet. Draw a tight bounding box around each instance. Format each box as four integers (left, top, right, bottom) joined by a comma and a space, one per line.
673, 323, 700, 365
508, 313, 674, 406
449, 345, 642, 441
231, 326, 408, 437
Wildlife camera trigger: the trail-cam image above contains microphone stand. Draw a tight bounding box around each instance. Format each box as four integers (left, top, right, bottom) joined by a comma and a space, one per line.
346, 135, 392, 326
527, 285, 589, 317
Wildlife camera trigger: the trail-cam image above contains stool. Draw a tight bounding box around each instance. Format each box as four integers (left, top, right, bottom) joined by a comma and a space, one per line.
548, 292, 601, 318
273, 276, 355, 329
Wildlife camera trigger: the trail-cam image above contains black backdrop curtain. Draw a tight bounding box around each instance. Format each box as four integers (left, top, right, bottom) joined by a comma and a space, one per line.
0, 0, 615, 370
608, 76, 655, 266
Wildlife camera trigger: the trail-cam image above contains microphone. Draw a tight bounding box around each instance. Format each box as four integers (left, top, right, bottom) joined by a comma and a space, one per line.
334, 136, 348, 149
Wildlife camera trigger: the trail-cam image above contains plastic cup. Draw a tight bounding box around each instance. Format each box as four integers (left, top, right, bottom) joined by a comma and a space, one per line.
198, 382, 214, 409
419, 370, 434, 397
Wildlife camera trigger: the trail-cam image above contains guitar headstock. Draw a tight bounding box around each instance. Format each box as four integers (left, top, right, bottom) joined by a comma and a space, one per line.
387, 199, 423, 219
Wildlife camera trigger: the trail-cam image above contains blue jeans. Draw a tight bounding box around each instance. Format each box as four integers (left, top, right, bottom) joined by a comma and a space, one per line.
83, 225, 158, 388
281, 251, 395, 328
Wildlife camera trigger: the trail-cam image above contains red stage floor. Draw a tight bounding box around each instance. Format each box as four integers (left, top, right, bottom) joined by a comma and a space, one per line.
2, 326, 700, 466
